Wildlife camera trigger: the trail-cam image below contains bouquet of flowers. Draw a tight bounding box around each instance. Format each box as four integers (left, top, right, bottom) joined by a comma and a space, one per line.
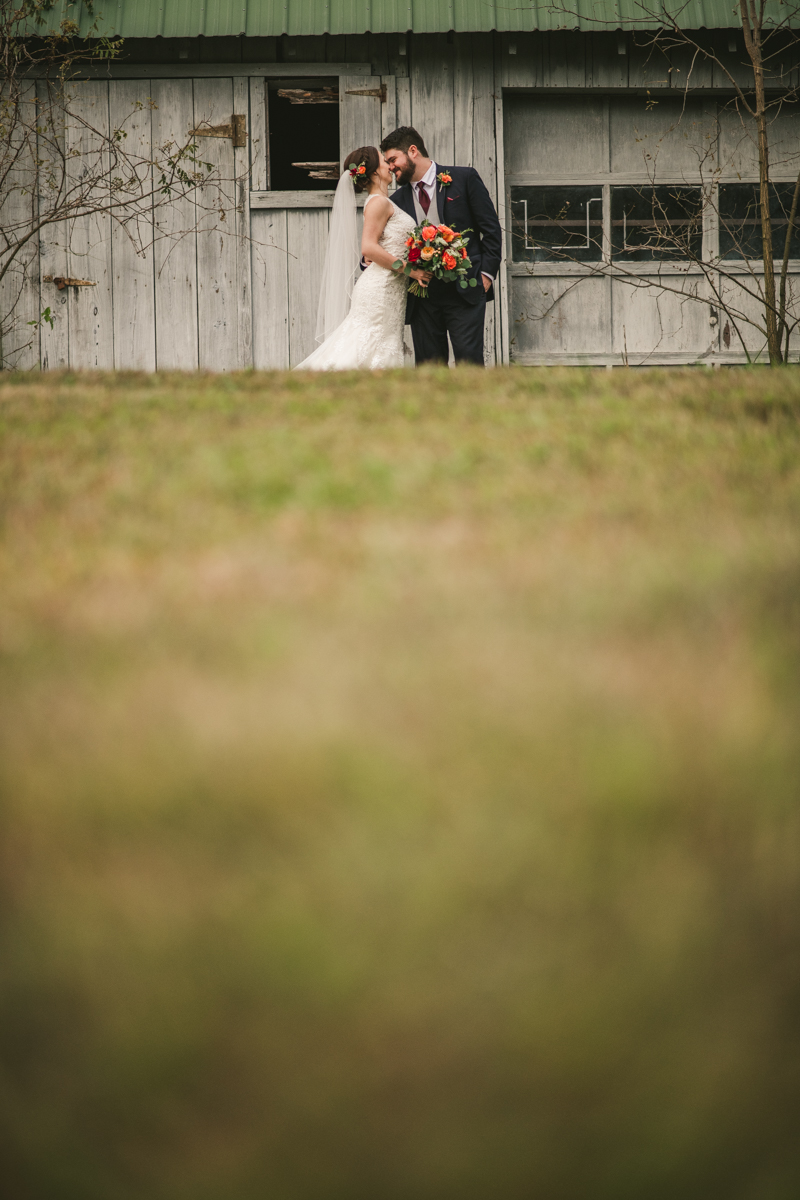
393, 219, 477, 298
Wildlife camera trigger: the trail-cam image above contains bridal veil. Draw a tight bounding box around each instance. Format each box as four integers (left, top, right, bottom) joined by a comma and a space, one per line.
315, 170, 360, 344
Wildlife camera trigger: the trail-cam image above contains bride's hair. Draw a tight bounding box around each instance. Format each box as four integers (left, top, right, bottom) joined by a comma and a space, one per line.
343, 145, 380, 193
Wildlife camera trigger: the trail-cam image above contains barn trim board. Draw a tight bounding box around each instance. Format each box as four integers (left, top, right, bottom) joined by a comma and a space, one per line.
5, 29, 800, 370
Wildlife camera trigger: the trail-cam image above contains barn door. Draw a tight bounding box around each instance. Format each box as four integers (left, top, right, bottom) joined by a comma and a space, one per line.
339, 77, 385, 167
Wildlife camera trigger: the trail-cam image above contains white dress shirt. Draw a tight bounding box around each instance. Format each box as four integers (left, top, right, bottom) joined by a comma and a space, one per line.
414, 161, 493, 285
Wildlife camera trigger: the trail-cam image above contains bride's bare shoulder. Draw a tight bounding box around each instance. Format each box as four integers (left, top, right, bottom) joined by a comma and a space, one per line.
364, 194, 393, 218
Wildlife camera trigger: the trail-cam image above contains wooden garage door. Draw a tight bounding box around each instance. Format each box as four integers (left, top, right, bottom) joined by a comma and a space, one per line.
503, 93, 800, 366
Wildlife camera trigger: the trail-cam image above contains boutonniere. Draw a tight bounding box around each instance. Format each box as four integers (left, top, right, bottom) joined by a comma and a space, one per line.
437, 172, 453, 189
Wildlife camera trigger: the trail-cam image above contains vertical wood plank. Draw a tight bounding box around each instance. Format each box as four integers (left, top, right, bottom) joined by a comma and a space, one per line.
493, 51, 510, 366
151, 78, 198, 370
369, 34, 390, 76
286, 207, 329, 367
345, 34, 371, 64
339, 75, 383, 166
66, 80, 114, 369
410, 33, 455, 165
590, 32, 629, 88
544, 32, 587, 89
38, 81, 70, 371
473, 35, 498, 365
626, 35, 668, 89
251, 210, 289, 369
381, 75, 397, 142
0, 83, 40, 370
109, 80, 156, 370
249, 77, 268, 191
454, 34, 475, 168
396, 76, 412, 129
326, 35, 348, 63
193, 75, 240, 371
233, 75, 253, 368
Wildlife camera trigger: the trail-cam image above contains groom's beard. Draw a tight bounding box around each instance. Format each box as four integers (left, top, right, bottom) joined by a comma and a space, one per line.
395, 160, 416, 186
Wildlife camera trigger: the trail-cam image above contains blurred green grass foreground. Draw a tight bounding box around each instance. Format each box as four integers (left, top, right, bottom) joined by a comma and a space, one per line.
1, 365, 800, 1200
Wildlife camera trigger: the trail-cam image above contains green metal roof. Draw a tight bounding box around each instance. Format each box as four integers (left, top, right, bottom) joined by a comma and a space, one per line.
34, 0, 749, 36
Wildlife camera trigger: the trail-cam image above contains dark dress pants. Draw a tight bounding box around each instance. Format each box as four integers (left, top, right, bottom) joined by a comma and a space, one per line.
411, 287, 487, 366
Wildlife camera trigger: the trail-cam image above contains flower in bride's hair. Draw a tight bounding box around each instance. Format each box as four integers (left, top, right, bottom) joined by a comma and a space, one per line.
420, 246, 435, 260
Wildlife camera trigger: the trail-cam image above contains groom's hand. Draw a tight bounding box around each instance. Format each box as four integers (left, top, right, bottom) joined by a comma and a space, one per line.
482, 274, 492, 292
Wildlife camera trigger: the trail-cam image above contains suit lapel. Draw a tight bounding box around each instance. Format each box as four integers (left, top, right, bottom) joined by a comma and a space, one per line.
435, 165, 448, 215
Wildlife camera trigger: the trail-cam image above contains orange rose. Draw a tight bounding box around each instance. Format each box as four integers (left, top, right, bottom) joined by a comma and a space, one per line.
405, 236, 414, 246
442, 251, 457, 270
421, 225, 438, 241
420, 246, 435, 260
437, 225, 456, 243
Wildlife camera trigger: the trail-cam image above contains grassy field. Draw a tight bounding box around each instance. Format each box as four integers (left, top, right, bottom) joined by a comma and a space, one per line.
1, 365, 799, 1200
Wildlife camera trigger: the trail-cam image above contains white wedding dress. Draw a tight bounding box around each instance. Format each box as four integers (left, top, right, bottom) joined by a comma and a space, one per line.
296, 194, 415, 371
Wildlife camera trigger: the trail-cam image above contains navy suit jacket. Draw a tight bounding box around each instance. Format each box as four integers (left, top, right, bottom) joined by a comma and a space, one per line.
390, 165, 502, 319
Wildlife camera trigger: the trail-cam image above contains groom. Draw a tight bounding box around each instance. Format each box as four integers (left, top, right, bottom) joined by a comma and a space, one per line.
380, 126, 502, 366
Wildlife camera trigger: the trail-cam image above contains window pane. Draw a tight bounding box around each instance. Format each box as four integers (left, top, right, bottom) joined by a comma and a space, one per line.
718, 182, 800, 260
510, 186, 603, 263
611, 186, 703, 261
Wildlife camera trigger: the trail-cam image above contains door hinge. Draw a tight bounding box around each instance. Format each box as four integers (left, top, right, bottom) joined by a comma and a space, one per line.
344, 84, 387, 103
188, 114, 247, 148
43, 275, 96, 290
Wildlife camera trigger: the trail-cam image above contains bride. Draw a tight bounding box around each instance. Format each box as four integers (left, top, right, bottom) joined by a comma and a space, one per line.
295, 145, 432, 370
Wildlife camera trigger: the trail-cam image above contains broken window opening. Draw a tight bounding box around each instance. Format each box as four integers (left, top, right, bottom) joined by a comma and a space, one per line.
268, 78, 340, 191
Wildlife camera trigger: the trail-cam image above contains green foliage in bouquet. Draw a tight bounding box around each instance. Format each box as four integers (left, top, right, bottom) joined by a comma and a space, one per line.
393, 219, 478, 297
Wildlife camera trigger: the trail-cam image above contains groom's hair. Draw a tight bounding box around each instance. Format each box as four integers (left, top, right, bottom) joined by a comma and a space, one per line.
380, 126, 429, 158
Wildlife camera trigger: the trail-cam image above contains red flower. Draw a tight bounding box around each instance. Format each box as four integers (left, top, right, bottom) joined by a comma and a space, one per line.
408, 247, 421, 262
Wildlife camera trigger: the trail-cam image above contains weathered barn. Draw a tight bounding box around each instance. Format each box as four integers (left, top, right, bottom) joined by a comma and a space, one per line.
5, 0, 800, 368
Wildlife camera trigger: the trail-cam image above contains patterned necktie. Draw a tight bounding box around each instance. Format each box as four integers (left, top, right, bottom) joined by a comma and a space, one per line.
417, 181, 430, 215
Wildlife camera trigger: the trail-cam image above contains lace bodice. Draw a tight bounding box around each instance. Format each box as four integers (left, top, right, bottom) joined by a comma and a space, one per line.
296, 194, 416, 371
367, 194, 417, 258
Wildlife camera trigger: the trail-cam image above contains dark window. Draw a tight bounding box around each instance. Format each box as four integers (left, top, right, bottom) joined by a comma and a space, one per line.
611, 186, 703, 261
268, 80, 340, 191
718, 182, 800, 260
510, 186, 603, 262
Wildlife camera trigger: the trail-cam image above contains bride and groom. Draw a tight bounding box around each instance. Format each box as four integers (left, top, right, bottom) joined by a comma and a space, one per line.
297, 126, 502, 371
